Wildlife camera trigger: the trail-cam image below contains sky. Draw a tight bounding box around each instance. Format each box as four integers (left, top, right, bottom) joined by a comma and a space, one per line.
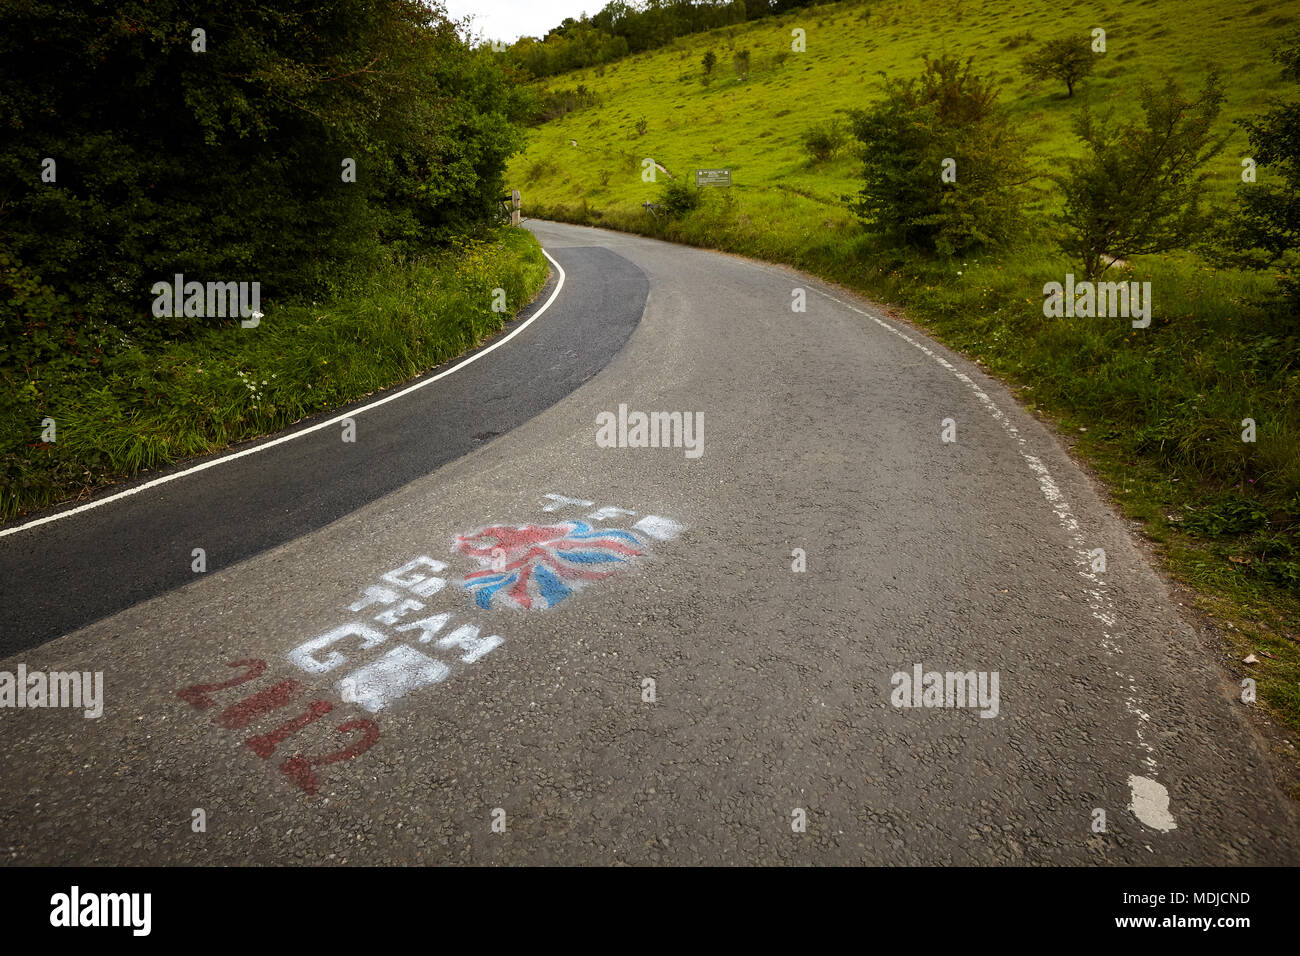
442, 0, 592, 43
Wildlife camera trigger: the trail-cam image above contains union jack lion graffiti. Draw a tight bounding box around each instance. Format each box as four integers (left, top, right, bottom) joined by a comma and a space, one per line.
453, 520, 644, 611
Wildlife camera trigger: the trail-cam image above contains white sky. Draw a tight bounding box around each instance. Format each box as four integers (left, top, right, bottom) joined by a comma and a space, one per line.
442, 0, 594, 43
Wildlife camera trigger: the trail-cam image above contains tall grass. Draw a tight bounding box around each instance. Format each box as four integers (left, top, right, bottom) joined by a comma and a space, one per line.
0, 229, 549, 520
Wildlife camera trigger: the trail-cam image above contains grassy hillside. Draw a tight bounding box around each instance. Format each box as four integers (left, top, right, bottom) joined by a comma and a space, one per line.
513, 0, 1290, 225
510, 0, 1300, 748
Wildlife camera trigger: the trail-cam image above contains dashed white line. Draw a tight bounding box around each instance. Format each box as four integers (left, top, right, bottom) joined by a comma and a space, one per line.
809, 284, 1175, 832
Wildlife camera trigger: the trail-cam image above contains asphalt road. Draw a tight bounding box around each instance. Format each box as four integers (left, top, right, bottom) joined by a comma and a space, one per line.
1, 220, 1296, 865
0, 246, 644, 653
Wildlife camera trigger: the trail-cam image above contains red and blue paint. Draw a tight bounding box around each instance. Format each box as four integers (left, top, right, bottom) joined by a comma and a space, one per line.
455, 520, 643, 611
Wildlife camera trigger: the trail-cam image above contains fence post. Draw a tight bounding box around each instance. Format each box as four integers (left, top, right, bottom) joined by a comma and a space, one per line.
511, 189, 521, 227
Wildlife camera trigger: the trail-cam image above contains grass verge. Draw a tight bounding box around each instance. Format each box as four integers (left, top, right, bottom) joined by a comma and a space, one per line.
1, 227, 549, 521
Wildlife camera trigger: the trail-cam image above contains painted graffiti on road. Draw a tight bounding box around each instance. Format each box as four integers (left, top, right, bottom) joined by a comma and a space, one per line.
284, 492, 686, 715
455, 520, 644, 611
176, 659, 379, 795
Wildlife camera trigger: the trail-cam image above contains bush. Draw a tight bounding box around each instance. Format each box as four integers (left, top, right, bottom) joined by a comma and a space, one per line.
0, 1, 530, 365
847, 56, 1030, 254
531, 84, 602, 124
1058, 75, 1227, 279
661, 179, 702, 219
801, 120, 848, 163
1022, 35, 1097, 97
1226, 33, 1300, 308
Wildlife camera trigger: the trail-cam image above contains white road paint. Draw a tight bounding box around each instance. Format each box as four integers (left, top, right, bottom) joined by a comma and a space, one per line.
1128, 774, 1178, 832
0, 249, 568, 539
288, 495, 684, 713
633, 515, 685, 540
288, 622, 388, 674
808, 282, 1176, 833
338, 644, 449, 713
436, 623, 503, 664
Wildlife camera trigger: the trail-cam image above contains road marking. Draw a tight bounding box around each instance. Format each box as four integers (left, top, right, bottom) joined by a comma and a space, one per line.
0, 249, 568, 539
1127, 775, 1178, 832
808, 283, 1175, 832
284, 493, 686, 712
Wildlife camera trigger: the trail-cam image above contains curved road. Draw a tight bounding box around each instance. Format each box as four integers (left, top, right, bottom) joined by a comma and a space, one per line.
0, 220, 1295, 865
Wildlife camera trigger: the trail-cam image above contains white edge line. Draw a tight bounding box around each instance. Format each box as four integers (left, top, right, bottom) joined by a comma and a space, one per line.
0, 247, 568, 539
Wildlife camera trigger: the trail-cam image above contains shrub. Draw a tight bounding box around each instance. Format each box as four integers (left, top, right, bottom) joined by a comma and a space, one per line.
1058, 75, 1227, 279
847, 56, 1030, 254
661, 179, 701, 219
801, 120, 848, 163
1226, 33, 1300, 308
1022, 35, 1096, 97
0, 1, 529, 357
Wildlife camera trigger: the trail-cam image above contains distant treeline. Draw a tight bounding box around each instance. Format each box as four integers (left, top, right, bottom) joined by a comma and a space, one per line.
506, 0, 844, 78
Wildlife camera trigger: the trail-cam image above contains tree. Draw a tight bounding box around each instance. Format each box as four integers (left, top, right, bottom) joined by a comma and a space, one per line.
0, 0, 529, 360
1227, 33, 1300, 304
1023, 36, 1096, 98
1058, 75, 1228, 279
703, 50, 717, 76
847, 56, 1031, 254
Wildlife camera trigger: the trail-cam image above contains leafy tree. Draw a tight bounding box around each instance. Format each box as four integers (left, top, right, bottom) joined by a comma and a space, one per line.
1023, 35, 1096, 98
1058, 75, 1228, 279
733, 48, 752, 77
703, 50, 717, 75
0, 0, 529, 371
847, 56, 1031, 254
1227, 34, 1300, 303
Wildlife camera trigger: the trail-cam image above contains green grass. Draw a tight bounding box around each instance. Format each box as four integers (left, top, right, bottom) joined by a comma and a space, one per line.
511, 0, 1300, 745
0, 228, 549, 520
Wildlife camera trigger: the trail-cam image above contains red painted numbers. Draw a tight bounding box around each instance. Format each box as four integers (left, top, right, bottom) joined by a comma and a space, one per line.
177, 659, 266, 709
177, 659, 379, 794
279, 719, 380, 795
247, 699, 333, 758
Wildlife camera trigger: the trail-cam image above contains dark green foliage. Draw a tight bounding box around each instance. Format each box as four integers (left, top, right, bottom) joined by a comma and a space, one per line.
1058, 75, 1227, 279
660, 178, 701, 218
847, 56, 1030, 254
0, 0, 529, 372
530, 84, 602, 124
801, 119, 848, 163
1227, 33, 1300, 307
508, 0, 826, 78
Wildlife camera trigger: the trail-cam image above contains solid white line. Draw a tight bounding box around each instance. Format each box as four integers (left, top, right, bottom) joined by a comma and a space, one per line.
0, 248, 568, 539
